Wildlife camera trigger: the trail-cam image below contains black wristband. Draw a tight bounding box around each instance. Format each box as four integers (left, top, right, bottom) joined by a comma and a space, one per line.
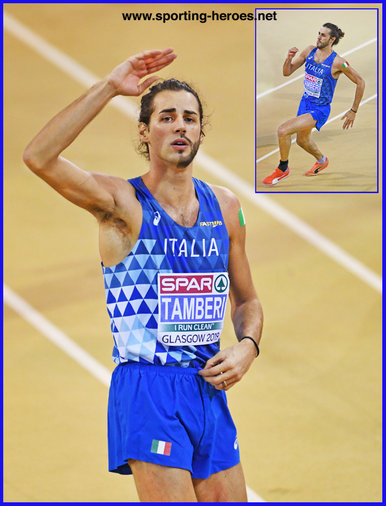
350, 108, 357, 113
240, 336, 260, 357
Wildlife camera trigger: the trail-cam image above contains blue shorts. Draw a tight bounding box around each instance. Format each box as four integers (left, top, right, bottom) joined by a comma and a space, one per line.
107, 362, 240, 479
297, 95, 331, 131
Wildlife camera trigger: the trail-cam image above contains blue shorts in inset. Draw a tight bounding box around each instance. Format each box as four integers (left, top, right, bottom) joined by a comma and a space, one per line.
107, 362, 240, 479
297, 95, 331, 131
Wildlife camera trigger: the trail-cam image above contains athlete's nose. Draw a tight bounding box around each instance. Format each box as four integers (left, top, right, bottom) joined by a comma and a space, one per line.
174, 115, 186, 133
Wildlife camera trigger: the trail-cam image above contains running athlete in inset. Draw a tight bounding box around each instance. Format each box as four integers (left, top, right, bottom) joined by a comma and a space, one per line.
23, 49, 263, 501
263, 23, 365, 186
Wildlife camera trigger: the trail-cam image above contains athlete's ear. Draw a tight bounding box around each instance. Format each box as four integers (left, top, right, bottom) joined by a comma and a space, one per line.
200, 130, 205, 144
138, 122, 150, 143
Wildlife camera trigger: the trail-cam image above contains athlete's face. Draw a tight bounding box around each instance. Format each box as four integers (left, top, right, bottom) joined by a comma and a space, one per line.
139, 90, 203, 168
316, 27, 334, 49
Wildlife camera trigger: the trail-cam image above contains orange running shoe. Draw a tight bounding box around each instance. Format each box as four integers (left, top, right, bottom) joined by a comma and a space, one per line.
262, 167, 289, 185
305, 157, 329, 176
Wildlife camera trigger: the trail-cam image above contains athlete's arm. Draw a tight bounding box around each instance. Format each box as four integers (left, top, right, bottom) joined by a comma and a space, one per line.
283, 45, 313, 76
333, 57, 366, 130
198, 187, 263, 391
23, 49, 177, 217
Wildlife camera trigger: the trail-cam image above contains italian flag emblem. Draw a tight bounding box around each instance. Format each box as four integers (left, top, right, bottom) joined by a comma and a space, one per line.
151, 439, 172, 456
342, 61, 350, 69
239, 208, 246, 227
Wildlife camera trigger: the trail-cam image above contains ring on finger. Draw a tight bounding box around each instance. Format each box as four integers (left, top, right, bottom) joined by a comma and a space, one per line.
222, 380, 227, 388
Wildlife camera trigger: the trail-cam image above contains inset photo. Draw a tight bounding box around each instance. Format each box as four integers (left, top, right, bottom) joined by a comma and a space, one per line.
255, 6, 379, 193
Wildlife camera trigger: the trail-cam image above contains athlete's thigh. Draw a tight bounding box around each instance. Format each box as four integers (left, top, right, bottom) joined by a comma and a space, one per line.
192, 463, 247, 502
279, 113, 316, 135
129, 459, 197, 501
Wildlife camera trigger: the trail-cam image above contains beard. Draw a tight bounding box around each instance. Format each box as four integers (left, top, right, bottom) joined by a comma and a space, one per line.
176, 138, 201, 168
317, 39, 330, 49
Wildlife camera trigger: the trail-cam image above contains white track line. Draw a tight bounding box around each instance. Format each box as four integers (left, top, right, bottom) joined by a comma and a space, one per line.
4, 11, 381, 294
256, 38, 377, 99
3, 285, 112, 387
198, 152, 382, 293
256, 93, 378, 163
3, 12, 139, 118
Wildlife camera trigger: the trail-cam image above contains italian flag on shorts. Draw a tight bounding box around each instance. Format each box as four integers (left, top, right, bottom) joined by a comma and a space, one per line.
151, 439, 172, 456
342, 60, 350, 69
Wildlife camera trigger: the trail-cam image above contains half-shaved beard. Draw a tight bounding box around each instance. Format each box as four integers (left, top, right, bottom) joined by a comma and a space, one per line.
177, 138, 201, 168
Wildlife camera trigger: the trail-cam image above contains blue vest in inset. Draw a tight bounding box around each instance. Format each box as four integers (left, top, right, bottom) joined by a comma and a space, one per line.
303, 47, 338, 105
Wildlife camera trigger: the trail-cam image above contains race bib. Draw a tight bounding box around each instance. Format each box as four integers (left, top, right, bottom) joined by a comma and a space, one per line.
304, 72, 323, 98
157, 272, 229, 346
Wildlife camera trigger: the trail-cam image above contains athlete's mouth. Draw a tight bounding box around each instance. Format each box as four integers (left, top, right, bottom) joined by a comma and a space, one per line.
171, 138, 190, 151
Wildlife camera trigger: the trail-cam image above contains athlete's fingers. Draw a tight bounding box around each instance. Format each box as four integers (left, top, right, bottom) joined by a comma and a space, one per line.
201, 371, 234, 389
222, 380, 237, 391
136, 76, 159, 95
142, 47, 175, 59
340, 113, 349, 130
341, 110, 355, 130
341, 117, 353, 130
145, 59, 177, 75
200, 362, 236, 387
198, 361, 225, 377
214, 377, 237, 391
128, 49, 176, 76
199, 350, 226, 371
134, 48, 174, 64
144, 49, 176, 65
199, 355, 236, 378
142, 50, 177, 71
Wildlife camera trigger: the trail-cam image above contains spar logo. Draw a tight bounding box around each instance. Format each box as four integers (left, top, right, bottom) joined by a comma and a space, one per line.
214, 274, 228, 293
160, 274, 213, 294
305, 72, 320, 84
159, 272, 229, 295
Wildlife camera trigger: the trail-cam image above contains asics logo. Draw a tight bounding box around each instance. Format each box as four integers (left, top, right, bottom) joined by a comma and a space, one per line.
153, 211, 161, 226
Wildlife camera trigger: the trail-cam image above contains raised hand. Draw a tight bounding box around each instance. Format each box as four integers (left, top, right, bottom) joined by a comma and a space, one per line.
287, 47, 299, 60
107, 48, 177, 97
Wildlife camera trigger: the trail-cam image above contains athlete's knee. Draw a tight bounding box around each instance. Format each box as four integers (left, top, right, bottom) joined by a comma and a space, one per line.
206, 484, 247, 502
277, 123, 289, 139
195, 485, 235, 502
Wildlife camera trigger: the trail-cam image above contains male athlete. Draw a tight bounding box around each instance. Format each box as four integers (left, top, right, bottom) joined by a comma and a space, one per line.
263, 22, 365, 185
23, 49, 263, 502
